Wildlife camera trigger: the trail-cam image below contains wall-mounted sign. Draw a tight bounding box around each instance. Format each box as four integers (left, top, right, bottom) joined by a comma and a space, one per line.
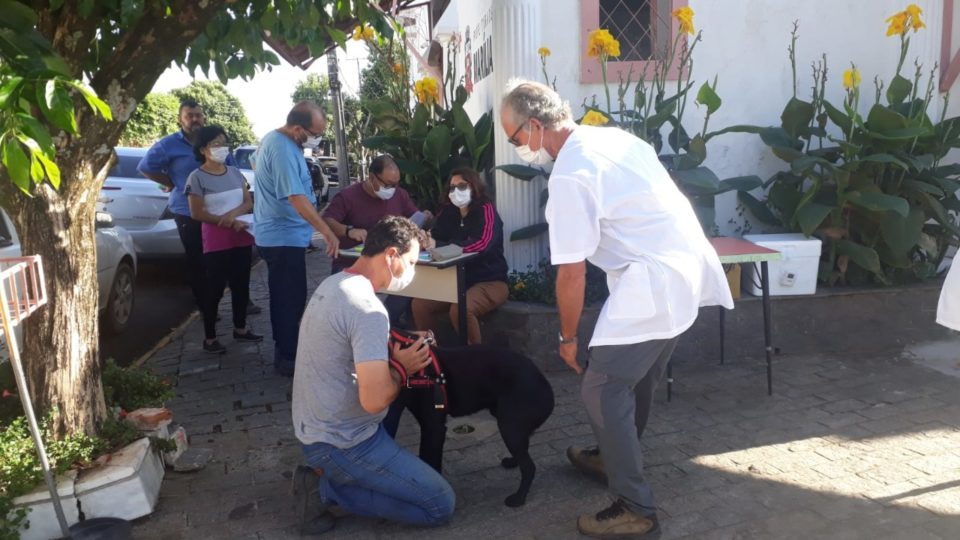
463, 4, 494, 94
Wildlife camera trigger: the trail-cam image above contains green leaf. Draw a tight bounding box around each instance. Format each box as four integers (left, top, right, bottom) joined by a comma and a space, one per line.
794, 203, 832, 236
846, 191, 910, 217
780, 97, 816, 138
0, 76, 22, 108
671, 166, 720, 195
422, 125, 452, 165
410, 104, 430, 138
859, 153, 910, 170
2, 137, 31, 192
790, 155, 834, 175
34, 148, 61, 189
703, 124, 764, 141
823, 100, 853, 134
903, 179, 944, 197
452, 105, 476, 157
36, 81, 78, 134
393, 157, 430, 177
326, 27, 348, 49
494, 164, 547, 181
67, 80, 113, 120
686, 134, 707, 163
510, 222, 549, 241
866, 104, 907, 133
717, 175, 763, 194
0, 0, 38, 28
695, 81, 721, 115
835, 240, 883, 276
886, 74, 913, 106
880, 206, 925, 255
738, 191, 780, 226
361, 135, 407, 150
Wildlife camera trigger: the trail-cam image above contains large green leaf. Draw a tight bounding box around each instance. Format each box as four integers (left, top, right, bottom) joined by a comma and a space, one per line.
704, 124, 764, 141
866, 104, 907, 133
790, 155, 834, 176
695, 81, 721, 115
880, 206, 924, 255
846, 191, 909, 217
823, 100, 852, 134
393, 157, 430, 177
859, 153, 910, 170
738, 191, 780, 226
671, 166, 720, 195
780, 97, 815, 139
759, 127, 804, 162
794, 203, 832, 236
0, 76, 22, 108
37, 80, 78, 134
715, 175, 762, 194
494, 164, 547, 181
362, 135, 407, 151
423, 125, 452, 165
835, 240, 883, 276
410, 104, 430, 138
886, 74, 913, 106
452, 105, 476, 157
510, 222, 549, 241
2, 137, 30, 192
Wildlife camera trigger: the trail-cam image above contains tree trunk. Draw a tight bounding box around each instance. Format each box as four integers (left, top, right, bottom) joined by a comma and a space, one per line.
2, 181, 105, 437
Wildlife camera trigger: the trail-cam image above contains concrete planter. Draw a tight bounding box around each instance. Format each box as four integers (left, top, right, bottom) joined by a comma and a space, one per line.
11, 437, 163, 539
480, 279, 950, 372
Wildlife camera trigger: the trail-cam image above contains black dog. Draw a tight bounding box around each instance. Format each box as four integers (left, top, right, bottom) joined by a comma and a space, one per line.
382, 329, 555, 507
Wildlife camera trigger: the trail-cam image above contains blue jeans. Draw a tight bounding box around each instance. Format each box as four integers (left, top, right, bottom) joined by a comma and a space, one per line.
257, 245, 307, 374
302, 425, 455, 526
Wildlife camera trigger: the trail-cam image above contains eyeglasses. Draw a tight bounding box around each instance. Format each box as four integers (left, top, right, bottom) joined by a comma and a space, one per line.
507, 119, 529, 146
301, 125, 322, 138
448, 183, 470, 193
373, 172, 399, 188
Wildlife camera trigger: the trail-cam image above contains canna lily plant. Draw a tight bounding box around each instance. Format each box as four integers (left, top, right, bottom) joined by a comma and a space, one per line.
731, 5, 960, 286
498, 6, 760, 240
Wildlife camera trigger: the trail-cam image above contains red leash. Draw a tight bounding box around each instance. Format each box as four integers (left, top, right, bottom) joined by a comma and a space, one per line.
389, 329, 448, 410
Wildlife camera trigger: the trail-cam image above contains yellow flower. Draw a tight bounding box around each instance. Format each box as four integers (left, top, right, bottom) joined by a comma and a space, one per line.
392, 62, 405, 75
905, 4, 922, 18
672, 6, 696, 35
515, 280, 525, 290
586, 29, 620, 59
885, 11, 908, 36
413, 77, 441, 106
352, 24, 375, 41
842, 68, 861, 90
538, 47, 551, 58
580, 110, 610, 126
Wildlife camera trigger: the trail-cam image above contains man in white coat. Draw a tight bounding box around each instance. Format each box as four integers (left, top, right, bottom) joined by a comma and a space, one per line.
500, 80, 733, 538
937, 257, 960, 331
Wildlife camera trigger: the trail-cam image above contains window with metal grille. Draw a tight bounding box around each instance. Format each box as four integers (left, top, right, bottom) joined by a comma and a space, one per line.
598, 0, 672, 62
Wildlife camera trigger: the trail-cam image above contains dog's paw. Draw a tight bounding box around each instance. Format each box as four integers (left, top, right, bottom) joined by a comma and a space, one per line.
500, 457, 518, 469
504, 492, 527, 507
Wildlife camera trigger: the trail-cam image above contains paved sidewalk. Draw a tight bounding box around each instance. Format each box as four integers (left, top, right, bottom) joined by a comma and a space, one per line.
133, 251, 960, 539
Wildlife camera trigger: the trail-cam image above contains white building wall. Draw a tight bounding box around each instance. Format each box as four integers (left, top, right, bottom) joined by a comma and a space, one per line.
439, 0, 958, 263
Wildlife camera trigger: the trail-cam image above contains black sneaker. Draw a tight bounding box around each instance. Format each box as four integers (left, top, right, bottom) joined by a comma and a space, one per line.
247, 301, 262, 315
233, 330, 263, 342
292, 465, 334, 535
203, 340, 226, 355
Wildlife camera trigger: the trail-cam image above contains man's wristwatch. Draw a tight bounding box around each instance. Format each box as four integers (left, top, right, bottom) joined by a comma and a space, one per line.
345, 225, 354, 236
559, 333, 578, 345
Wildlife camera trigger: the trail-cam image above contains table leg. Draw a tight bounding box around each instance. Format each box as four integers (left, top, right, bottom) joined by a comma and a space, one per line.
719, 305, 726, 365
761, 261, 773, 396
666, 362, 673, 402
456, 263, 468, 345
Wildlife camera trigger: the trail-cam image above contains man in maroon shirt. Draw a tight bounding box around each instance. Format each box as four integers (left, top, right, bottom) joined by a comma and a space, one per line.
323, 155, 431, 323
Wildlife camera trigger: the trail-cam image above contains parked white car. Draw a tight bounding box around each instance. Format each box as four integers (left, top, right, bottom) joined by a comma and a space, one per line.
100, 147, 183, 259
0, 210, 137, 335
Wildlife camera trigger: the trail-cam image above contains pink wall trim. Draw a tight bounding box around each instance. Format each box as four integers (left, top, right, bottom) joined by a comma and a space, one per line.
579, 0, 688, 84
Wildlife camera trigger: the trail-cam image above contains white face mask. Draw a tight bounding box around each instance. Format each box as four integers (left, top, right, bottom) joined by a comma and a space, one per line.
209, 146, 230, 164
303, 135, 322, 150
449, 188, 472, 208
514, 125, 552, 166
385, 253, 416, 292
376, 186, 397, 200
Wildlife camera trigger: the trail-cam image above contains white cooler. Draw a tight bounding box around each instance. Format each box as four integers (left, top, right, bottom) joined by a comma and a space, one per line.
742, 233, 822, 296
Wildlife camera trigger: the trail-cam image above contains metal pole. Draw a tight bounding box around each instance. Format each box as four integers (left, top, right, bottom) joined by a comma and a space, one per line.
0, 267, 70, 537
326, 50, 351, 185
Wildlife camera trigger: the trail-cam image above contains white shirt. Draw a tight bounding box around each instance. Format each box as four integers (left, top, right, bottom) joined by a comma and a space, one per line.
937, 260, 960, 331
545, 126, 734, 347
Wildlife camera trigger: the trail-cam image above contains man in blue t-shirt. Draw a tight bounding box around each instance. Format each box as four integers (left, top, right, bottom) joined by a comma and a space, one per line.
254, 101, 339, 376
137, 99, 263, 315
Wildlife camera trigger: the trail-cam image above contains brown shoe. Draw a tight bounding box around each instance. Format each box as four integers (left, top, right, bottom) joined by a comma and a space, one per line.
567, 445, 608, 485
577, 499, 660, 538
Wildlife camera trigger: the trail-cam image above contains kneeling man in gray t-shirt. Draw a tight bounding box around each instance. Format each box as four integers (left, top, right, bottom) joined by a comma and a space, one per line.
290, 215, 455, 535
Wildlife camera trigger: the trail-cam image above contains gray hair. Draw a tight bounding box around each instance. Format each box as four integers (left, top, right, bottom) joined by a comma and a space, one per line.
501, 78, 571, 127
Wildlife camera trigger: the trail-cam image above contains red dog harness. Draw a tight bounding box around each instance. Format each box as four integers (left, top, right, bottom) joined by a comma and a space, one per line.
388, 329, 448, 410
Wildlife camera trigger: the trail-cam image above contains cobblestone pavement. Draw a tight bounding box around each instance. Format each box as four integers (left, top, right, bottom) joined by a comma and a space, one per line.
132, 251, 960, 540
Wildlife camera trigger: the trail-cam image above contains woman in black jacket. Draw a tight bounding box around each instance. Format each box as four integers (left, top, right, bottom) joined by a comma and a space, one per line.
412, 167, 509, 344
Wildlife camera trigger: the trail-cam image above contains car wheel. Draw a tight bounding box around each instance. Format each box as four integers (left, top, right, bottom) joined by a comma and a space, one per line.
103, 261, 135, 335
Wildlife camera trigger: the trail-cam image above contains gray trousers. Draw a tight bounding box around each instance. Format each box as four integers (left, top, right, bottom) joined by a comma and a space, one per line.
582, 337, 678, 516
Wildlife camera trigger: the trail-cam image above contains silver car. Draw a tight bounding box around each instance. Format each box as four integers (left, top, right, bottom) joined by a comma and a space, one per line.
100, 147, 183, 258
0, 209, 137, 335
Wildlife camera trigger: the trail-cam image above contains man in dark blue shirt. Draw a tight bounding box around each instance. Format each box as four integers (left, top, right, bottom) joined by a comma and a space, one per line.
137, 100, 259, 315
